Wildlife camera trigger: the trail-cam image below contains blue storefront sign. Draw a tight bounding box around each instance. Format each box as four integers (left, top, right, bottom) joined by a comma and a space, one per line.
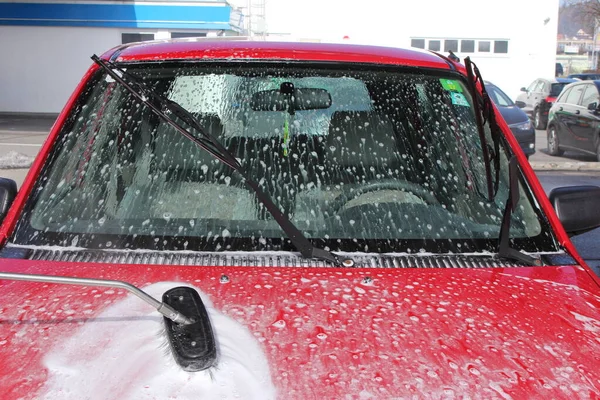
0, 2, 242, 30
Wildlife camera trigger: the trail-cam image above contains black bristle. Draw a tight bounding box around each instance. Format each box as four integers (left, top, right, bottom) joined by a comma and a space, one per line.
162, 287, 217, 372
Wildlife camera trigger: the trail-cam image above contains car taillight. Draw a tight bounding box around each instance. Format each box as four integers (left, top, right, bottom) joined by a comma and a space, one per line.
545, 96, 557, 103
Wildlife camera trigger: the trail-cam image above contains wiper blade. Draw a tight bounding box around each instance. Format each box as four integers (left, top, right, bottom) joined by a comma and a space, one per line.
464, 57, 498, 202
91, 55, 347, 267
497, 156, 542, 266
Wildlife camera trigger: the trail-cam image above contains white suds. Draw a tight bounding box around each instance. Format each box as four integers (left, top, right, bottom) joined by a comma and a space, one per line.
40, 282, 276, 399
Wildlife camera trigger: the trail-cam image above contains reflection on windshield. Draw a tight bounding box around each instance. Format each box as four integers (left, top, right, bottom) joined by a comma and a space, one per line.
13, 65, 551, 254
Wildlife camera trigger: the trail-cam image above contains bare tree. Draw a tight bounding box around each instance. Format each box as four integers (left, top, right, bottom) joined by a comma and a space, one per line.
570, 0, 600, 29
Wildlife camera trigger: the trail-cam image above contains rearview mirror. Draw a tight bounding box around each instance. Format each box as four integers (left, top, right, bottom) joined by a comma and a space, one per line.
520, 87, 527, 92
549, 185, 600, 236
515, 101, 526, 109
0, 178, 17, 224
251, 87, 332, 112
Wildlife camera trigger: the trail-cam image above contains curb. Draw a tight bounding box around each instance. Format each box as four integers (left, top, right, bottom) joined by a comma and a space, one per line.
0, 130, 50, 135
0, 112, 59, 119
529, 161, 600, 172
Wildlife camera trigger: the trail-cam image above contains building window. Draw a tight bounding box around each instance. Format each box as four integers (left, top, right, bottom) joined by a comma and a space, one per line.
494, 40, 509, 53
411, 39, 425, 49
171, 32, 208, 39
428, 40, 441, 51
122, 33, 154, 44
444, 40, 459, 52
461, 40, 475, 53
478, 41, 491, 52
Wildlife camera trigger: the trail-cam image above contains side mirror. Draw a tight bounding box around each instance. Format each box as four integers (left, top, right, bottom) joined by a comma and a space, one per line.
520, 87, 527, 92
515, 101, 526, 109
549, 185, 600, 236
587, 102, 599, 112
0, 178, 17, 224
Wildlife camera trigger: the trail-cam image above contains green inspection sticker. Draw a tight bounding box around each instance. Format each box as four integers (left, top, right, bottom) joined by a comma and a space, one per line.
440, 79, 463, 92
451, 92, 470, 107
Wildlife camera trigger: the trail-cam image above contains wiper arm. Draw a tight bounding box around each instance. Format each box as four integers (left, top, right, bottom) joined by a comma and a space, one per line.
91, 55, 347, 267
497, 156, 542, 266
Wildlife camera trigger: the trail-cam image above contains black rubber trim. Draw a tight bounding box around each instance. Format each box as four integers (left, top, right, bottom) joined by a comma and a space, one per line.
429, 51, 457, 70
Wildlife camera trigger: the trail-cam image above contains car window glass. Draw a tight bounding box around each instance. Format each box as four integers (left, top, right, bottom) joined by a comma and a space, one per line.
169, 74, 373, 138
527, 80, 538, 92
534, 81, 546, 93
550, 83, 569, 97
14, 65, 552, 255
486, 85, 513, 107
565, 85, 585, 105
581, 84, 599, 107
557, 87, 571, 103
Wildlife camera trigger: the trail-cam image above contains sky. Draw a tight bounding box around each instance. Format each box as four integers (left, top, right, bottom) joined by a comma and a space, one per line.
228, 0, 392, 40
231, 0, 559, 43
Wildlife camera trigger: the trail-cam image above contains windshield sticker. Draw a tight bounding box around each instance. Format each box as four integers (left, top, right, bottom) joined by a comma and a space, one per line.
451, 92, 470, 107
440, 79, 463, 92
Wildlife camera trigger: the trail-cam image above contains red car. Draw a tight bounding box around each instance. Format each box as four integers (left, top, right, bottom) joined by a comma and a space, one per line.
0, 41, 599, 399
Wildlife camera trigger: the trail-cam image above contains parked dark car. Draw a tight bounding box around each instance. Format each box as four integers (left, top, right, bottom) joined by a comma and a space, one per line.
567, 73, 600, 81
484, 81, 535, 157
547, 80, 600, 161
515, 78, 576, 130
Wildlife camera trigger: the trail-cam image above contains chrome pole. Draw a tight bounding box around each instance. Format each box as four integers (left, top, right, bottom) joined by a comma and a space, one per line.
0, 272, 193, 325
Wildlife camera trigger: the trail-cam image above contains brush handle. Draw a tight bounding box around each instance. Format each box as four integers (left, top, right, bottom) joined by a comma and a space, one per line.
0, 272, 193, 325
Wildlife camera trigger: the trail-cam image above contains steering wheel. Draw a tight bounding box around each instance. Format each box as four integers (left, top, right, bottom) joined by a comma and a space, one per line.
330, 180, 439, 214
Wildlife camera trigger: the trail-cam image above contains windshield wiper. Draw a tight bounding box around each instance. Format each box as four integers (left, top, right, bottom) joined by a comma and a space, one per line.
464, 57, 496, 202
91, 55, 347, 267
497, 157, 542, 266
464, 58, 541, 266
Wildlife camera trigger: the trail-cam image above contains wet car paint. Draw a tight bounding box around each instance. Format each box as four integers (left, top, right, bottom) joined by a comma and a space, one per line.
1, 259, 600, 399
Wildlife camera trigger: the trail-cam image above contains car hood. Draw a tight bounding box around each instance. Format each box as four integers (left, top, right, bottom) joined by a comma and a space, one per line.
1, 258, 600, 399
497, 106, 530, 126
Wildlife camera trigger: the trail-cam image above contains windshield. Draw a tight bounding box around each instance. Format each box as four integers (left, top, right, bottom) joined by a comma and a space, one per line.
486, 85, 514, 107
12, 63, 556, 254
550, 83, 568, 97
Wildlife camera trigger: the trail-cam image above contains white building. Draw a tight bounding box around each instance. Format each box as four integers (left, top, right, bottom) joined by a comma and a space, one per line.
266, 0, 559, 101
0, 0, 244, 114
0, 0, 559, 113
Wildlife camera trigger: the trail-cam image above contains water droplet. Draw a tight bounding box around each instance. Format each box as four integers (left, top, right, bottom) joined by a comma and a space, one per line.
272, 320, 286, 328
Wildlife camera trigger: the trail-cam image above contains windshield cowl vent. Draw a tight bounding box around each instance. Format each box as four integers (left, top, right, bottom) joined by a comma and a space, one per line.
1, 246, 525, 269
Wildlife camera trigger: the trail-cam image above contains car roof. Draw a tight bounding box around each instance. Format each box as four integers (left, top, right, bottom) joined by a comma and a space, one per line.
555, 78, 578, 83
101, 39, 454, 70
534, 77, 576, 84
567, 79, 600, 89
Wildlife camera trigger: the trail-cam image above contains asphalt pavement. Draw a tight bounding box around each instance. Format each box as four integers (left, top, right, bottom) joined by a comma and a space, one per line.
529, 128, 600, 171
0, 114, 54, 186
